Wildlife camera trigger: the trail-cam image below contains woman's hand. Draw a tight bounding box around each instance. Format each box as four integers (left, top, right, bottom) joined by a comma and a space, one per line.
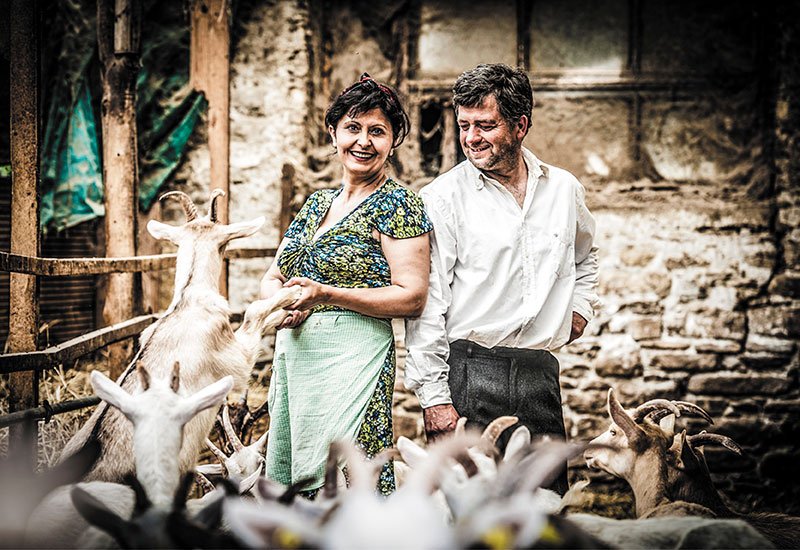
283, 277, 331, 311
278, 309, 310, 329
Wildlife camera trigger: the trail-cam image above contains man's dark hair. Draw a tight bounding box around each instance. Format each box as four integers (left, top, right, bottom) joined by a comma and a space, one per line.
325, 73, 410, 147
453, 64, 533, 135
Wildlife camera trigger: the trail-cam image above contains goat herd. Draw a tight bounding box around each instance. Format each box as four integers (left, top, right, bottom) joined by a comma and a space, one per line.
1, 192, 797, 549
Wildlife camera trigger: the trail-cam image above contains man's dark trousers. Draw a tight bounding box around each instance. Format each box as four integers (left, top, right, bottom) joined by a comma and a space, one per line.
447, 339, 569, 495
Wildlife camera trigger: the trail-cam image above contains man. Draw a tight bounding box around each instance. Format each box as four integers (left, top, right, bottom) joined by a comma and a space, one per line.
404, 64, 600, 495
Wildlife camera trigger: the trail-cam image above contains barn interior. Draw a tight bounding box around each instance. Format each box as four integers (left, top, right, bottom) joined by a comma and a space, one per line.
1, 0, 799, 522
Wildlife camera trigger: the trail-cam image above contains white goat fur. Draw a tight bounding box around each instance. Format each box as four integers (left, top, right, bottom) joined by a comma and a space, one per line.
27, 367, 234, 547
60, 193, 300, 482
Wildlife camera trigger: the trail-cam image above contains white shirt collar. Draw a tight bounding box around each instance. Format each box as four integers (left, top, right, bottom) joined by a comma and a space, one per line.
468, 147, 547, 190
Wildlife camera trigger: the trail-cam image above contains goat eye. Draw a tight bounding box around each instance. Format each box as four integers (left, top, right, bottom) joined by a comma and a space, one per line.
610, 429, 617, 436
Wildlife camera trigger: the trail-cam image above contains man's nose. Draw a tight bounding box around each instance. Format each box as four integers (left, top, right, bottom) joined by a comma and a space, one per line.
464, 126, 481, 144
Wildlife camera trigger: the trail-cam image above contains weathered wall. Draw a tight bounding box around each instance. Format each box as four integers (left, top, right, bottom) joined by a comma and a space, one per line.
161, 0, 799, 513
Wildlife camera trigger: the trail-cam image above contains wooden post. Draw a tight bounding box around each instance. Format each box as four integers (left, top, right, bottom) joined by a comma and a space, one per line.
279, 164, 295, 235
8, 0, 41, 462
98, 0, 142, 379
191, 0, 230, 296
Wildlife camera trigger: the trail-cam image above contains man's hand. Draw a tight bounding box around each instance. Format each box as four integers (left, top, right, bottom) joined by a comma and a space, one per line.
567, 312, 588, 344
423, 404, 460, 443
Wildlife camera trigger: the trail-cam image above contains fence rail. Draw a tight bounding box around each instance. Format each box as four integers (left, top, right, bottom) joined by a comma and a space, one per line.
0, 247, 276, 276
0, 247, 277, 431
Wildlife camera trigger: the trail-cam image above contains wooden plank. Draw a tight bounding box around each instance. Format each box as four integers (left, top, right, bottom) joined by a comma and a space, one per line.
98, 0, 143, 378
9, 0, 41, 459
279, 164, 295, 235
0, 313, 159, 374
113, 0, 140, 54
0, 248, 276, 276
191, 0, 230, 296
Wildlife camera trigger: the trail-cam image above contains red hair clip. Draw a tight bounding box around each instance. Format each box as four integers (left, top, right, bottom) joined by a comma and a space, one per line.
339, 72, 395, 104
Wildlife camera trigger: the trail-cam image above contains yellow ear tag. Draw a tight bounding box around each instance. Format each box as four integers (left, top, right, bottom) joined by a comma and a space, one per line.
481, 525, 514, 549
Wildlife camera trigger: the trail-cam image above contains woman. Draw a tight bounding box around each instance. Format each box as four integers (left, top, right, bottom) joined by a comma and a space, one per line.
260, 73, 432, 496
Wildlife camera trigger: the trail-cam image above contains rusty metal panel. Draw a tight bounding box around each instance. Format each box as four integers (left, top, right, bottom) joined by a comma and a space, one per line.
0, 177, 10, 350
38, 222, 100, 346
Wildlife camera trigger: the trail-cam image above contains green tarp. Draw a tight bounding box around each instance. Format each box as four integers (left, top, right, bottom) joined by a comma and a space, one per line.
41, 0, 206, 233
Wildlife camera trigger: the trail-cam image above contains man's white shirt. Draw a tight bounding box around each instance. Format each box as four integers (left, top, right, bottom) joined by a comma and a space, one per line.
404, 148, 600, 408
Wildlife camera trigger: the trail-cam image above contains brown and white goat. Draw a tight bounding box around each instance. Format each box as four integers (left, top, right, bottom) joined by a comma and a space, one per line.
583, 388, 716, 519
60, 190, 299, 482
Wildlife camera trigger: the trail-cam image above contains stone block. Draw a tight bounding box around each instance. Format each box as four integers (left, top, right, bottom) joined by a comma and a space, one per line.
768, 272, 800, 299
392, 409, 423, 441
640, 339, 692, 350
688, 373, 791, 396
684, 396, 728, 418
616, 379, 680, 404
694, 339, 741, 353
783, 228, 800, 268
685, 309, 746, 340
748, 306, 800, 338
777, 205, 800, 231
759, 451, 800, 485
592, 338, 643, 377
665, 253, 710, 270
620, 246, 655, 267
573, 415, 607, 437
741, 353, 793, 370
650, 352, 718, 371
629, 317, 662, 340
565, 390, 609, 414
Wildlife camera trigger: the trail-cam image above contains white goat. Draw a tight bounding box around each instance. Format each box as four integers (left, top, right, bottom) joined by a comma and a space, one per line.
60, 190, 299, 482
27, 363, 234, 548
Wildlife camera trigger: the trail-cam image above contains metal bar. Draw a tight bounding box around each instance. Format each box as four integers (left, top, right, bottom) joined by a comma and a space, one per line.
0, 313, 159, 374
0, 396, 101, 429
0, 248, 277, 276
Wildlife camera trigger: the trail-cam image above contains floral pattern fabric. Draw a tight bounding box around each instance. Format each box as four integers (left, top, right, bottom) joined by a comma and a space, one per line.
276, 178, 431, 496
278, 178, 433, 313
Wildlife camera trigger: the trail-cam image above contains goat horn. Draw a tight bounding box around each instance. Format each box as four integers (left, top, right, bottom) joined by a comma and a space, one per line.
481, 416, 519, 446
222, 405, 244, 452
208, 188, 226, 223
195, 472, 216, 495
159, 190, 198, 222
205, 438, 230, 475
608, 388, 646, 448
455, 416, 468, 437
631, 399, 681, 422
648, 401, 714, 425
687, 431, 743, 455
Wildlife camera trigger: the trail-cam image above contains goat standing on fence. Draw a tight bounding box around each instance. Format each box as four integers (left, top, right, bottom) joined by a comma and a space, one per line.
59, 190, 300, 482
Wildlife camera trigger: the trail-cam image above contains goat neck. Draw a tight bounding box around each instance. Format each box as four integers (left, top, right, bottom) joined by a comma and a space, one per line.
629, 444, 673, 517
167, 235, 226, 313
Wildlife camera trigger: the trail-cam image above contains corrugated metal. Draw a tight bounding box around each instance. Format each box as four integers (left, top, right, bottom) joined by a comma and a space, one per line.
39, 221, 100, 346
0, 177, 100, 349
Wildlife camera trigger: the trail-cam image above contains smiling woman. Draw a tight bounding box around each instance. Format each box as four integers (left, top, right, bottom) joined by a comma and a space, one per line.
258, 73, 430, 497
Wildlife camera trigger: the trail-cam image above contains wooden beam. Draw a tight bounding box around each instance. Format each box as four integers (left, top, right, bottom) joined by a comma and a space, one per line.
0, 314, 159, 375
0, 248, 277, 276
279, 164, 295, 235
98, 0, 142, 378
9, 0, 41, 459
191, 0, 231, 295
0, 396, 102, 429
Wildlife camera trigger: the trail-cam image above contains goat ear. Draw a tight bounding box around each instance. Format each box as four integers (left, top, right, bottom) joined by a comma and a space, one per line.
251, 429, 268, 453
607, 388, 645, 447
71, 486, 131, 543
91, 371, 135, 417
179, 376, 234, 422
220, 216, 265, 242
396, 435, 429, 469
659, 413, 676, 436
146, 219, 181, 243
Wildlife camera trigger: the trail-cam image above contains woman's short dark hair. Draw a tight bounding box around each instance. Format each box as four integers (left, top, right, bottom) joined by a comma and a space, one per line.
325, 73, 411, 147
453, 64, 533, 136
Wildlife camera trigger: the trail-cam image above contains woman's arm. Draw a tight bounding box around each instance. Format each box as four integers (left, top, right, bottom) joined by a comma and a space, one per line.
284, 231, 430, 318
259, 237, 290, 299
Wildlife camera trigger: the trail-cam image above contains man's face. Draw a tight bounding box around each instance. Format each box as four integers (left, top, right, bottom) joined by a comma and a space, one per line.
456, 94, 526, 175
